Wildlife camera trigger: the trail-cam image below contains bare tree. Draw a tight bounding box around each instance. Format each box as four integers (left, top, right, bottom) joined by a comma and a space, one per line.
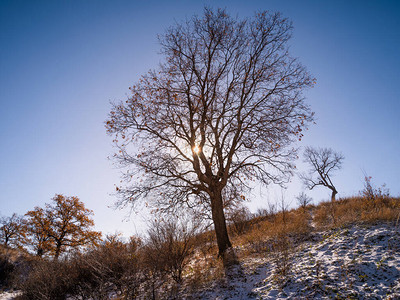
106, 8, 314, 258
300, 147, 344, 202
296, 192, 312, 212
0, 213, 25, 247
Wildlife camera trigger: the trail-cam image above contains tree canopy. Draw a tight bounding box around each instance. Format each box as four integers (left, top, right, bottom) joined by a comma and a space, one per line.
106, 8, 314, 256
25, 194, 101, 258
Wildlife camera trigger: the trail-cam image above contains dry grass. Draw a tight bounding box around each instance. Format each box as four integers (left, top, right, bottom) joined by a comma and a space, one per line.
233, 207, 312, 257
185, 252, 225, 292
314, 196, 400, 229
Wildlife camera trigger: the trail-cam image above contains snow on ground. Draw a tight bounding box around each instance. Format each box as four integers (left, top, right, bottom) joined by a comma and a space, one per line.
186, 222, 400, 299
0, 291, 22, 300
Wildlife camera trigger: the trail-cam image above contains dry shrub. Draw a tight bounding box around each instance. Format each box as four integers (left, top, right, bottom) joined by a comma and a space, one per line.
235, 205, 312, 256
359, 195, 399, 222
271, 234, 293, 286
290, 210, 312, 235
314, 177, 399, 230
143, 217, 198, 284
266, 209, 311, 238
334, 198, 362, 225
296, 192, 313, 212
136, 217, 199, 299
0, 253, 15, 289
71, 234, 141, 299
194, 230, 218, 262
227, 206, 252, 236
358, 177, 400, 222
237, 221, 271, 255
17, 234, 141, 299
314, 201, 335, 228
0, 246, 32, 291
18, 259, 76, 300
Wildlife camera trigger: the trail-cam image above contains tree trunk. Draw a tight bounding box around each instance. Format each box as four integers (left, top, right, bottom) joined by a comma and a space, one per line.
36, 247, 43, 257
210, 188, 232, 257
55, 241, 62, 259
330, 189, 338, 225
331, 189, 338, 202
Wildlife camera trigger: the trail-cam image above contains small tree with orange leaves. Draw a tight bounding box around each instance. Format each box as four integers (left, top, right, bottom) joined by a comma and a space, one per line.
25, 195, 101, 258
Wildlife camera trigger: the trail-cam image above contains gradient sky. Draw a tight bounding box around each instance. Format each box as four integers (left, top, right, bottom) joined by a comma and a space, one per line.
1, 0, 399, 237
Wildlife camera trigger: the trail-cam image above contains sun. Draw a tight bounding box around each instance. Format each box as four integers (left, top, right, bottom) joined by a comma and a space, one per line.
192, 145, 201, 154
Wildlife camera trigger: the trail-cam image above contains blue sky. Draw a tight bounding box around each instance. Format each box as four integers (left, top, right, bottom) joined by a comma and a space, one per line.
1, 0, 399, 237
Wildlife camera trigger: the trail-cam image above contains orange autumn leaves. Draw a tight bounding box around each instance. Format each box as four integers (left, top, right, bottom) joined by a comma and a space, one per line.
24, 194, 101, 258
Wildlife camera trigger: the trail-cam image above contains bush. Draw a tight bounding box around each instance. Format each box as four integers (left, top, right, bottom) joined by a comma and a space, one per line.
227, 206, 252, 236
18, 234, 142, 299
143, 218, 197, 284
19, 259, 76, 300
0, 253, 15, 289
271, 234, 293, 286
0, 246, 31, 292
71, 234, 141, 299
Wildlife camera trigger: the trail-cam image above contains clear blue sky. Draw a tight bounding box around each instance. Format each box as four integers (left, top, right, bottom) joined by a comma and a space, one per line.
1, 0, 399, 237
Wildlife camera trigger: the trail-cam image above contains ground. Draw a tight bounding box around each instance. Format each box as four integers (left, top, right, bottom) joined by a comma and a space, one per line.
1, 222, 399, 299
184, 222, 400, 299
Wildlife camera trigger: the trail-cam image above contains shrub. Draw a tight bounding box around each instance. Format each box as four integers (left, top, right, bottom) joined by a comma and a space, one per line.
71, 234, 142, 299
314, 201, 335, 228
227, 206, 252, 236
17, 234, 142, 299
0, 253, 15, 289
271, 234, 293, 286
0, 246, 32, 292
19, 259, 76, 300
143, 218, 197, 284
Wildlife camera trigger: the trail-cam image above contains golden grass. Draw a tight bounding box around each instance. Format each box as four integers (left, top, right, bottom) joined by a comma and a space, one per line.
314, 196, 400, 229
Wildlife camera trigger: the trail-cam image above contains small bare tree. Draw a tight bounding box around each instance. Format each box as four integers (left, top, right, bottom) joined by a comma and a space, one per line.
279, 193, 290, 228
300, 147, 344, 202
296, 192, 312, 212
0, 213, 25, 247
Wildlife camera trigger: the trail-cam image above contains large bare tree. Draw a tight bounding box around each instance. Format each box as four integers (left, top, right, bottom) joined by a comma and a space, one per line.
106, 8, 314, 257
300, 147, 344, 202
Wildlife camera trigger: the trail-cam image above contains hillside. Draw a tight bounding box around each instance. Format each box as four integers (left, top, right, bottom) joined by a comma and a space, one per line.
1, 196, 399, 299
183, 222, 400, 299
